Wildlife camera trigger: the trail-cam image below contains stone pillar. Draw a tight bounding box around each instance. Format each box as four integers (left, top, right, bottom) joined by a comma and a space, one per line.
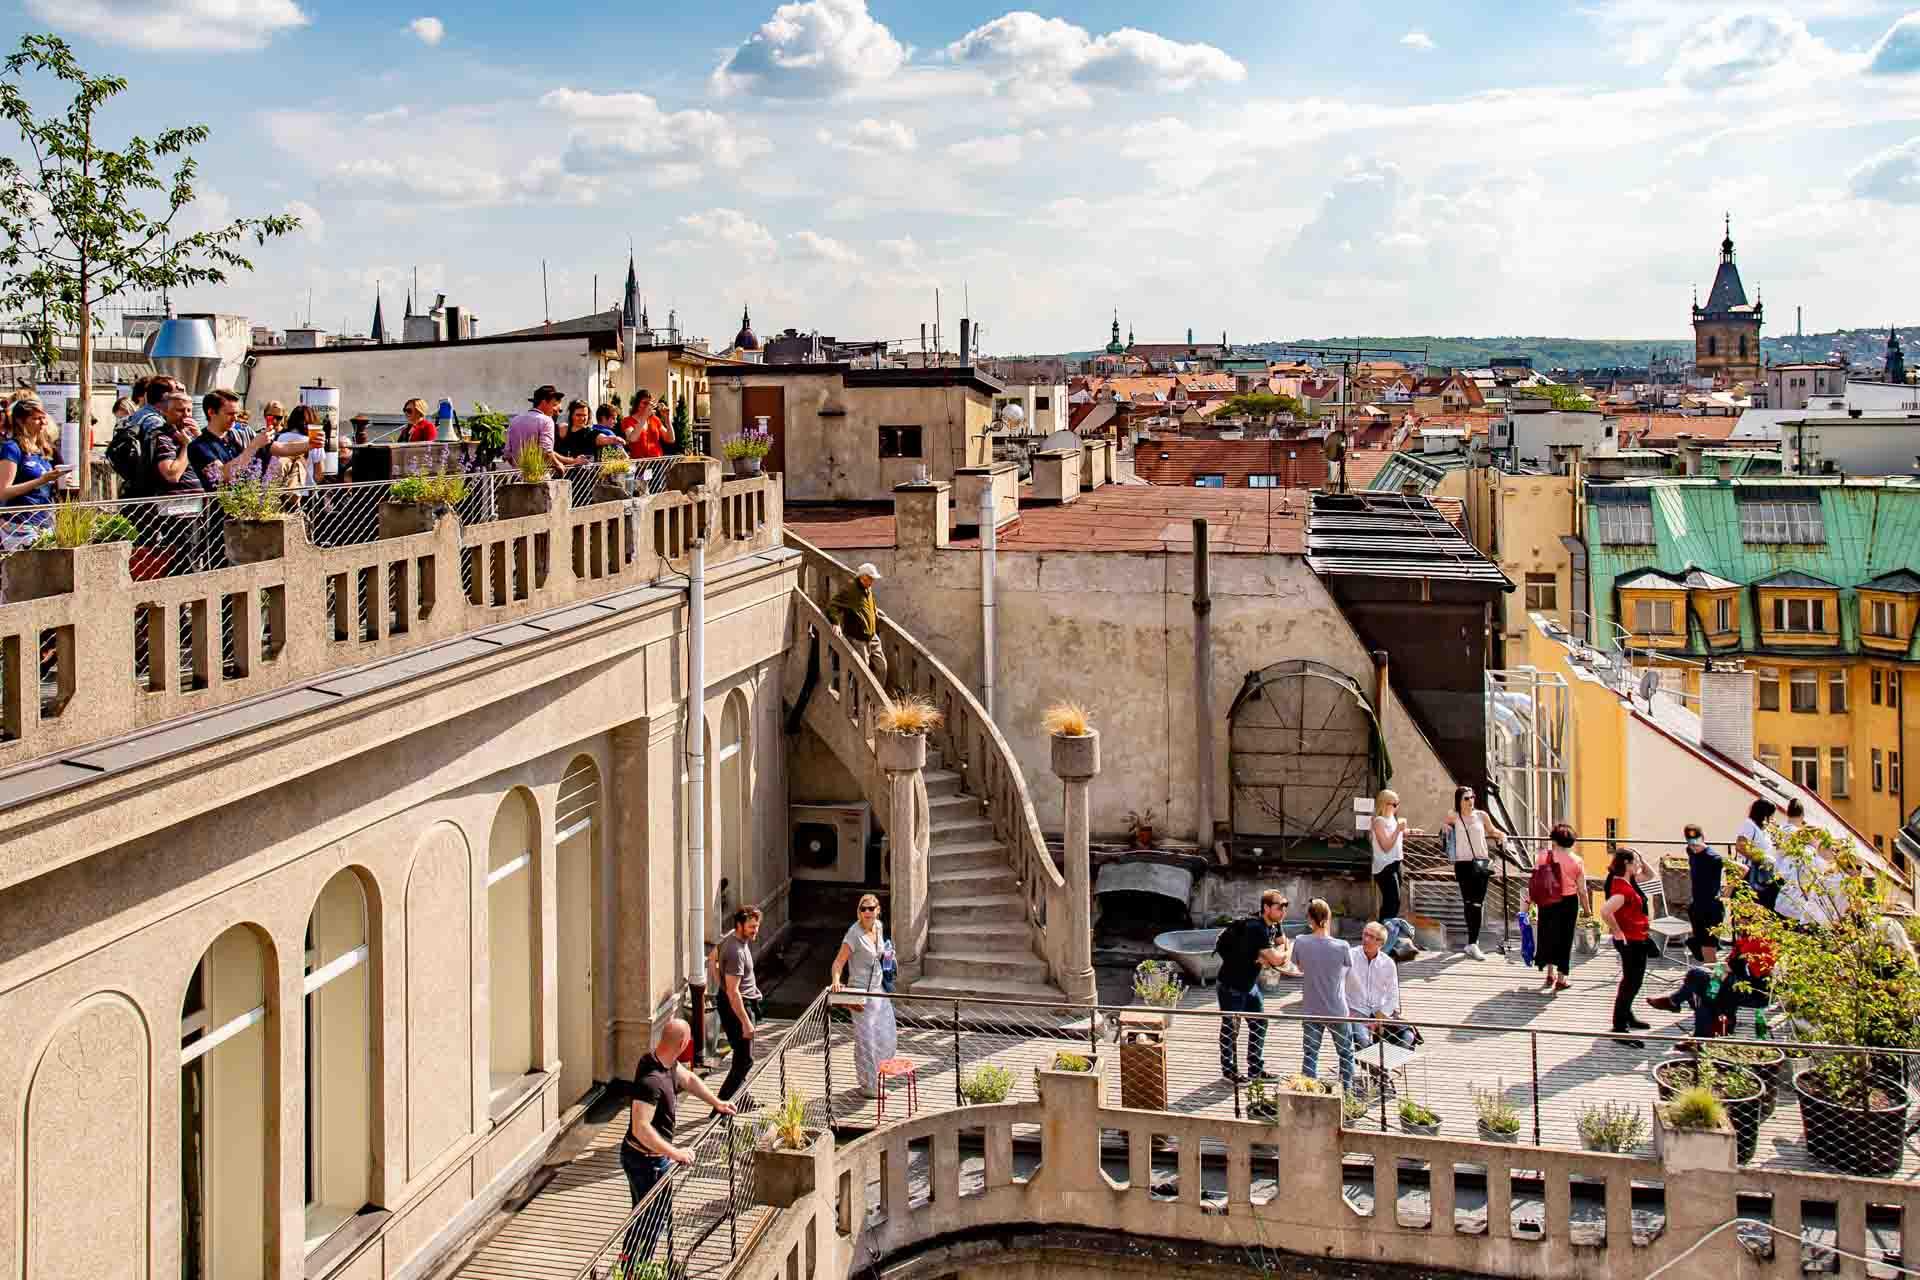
610, 717, 677, 1070
877, 729, 930, 988
1051, 728, 1100, 1003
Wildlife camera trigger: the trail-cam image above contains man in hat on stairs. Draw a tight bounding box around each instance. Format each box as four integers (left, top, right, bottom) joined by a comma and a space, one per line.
831, 562, 888, 690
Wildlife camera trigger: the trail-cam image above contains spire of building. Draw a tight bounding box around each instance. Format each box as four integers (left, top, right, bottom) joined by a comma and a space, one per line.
370, 289, 386, 343
621, 251, 640, 329
1722, 211, 1735, 263
1104, 310, 1125, 356
1888, 326, 1907, 385
404, 289, 415, 319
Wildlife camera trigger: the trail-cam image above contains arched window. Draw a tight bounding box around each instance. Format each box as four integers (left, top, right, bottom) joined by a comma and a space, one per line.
304, 870, 373, 1250
488, 789, 538, 1103
1739, 334, 1749, 357
719, 691, 750, 919
181, 925, 273, 1280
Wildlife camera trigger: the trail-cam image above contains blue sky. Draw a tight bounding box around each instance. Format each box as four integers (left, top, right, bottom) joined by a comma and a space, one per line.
5, 0, 1920, 352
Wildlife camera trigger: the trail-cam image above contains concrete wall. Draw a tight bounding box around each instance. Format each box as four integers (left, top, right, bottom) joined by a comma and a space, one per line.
244, 336, 612, 422
829, 530, 1453, 839
0, 537, 798, 1279
708, 373, 993, 503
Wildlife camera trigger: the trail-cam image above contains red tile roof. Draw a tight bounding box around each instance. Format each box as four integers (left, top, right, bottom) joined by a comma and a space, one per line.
1133, 437, 1330, 488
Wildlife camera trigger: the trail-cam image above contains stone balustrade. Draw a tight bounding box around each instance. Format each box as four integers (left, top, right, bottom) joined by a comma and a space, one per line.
743, 1067, 1920, 1280
0, 474, 782, 766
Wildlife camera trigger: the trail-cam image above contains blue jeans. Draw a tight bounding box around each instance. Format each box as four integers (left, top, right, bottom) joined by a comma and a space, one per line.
1302, 1019, 1355, 1092
1352, 1018, 1415, 1052
619, 1145, 675, 1270
1218, 983, 1266, 1077
1674, 963, 1768, 1037
1382, 918, 1415, 953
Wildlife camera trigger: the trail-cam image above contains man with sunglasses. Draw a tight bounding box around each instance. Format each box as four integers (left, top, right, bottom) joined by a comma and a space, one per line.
1214, 889, 1292, 1082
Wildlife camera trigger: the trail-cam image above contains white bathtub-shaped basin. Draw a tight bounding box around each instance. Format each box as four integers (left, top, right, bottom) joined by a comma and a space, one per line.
1153, 928, 1223, 986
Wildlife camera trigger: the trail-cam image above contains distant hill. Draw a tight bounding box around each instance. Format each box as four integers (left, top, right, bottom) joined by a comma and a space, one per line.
1047, 327, 1914, 373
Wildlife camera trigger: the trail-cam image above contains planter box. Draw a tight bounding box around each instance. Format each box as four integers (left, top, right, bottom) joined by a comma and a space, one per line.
731, 456, 764, 478
1117, 1013, 1169, 1111
223, 517, 291, 566
499, 480, 557, 520
378, 502, 448, 540
1654, 1103, 1735, 1173
1051, 728, 1100, 780
666, 456, 723, 494
1399, 1114, 1441, 1138
2, 541, 128, 601
752, 1131, 831, 1209
1654, 1057, 1763, 1164
1477, 1120, 1521, 1144
875, 729, 927, 773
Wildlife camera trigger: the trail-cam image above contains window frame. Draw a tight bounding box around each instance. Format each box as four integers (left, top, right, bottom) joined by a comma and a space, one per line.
1631, 596, 1676, 636
1714, 596, 1734, 633
1830, 746, 1849, 797
1873, 747, 1885, 792
1193, 474, 1225, 488
1758, 744, 1781, 772
1247, 473, 1280, 489
1740, 500, 1826, 544
1788, 668, 1819, 713
1597, 502, 1654, 545
1893, 751, 1904, 795
1872, 668, 1883, 704
1757, 666, 1781, 712
1524, 573, 1558, 612
1870, 598, 1899, 638
1828, 669, 1847, 713
877, 424, 923, 459
1789, 746, 1819, 792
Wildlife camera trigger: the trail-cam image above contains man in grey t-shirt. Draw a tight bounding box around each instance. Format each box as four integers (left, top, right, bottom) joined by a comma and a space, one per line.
714, 906, 763, 1103
1294, 899, 1356, 1092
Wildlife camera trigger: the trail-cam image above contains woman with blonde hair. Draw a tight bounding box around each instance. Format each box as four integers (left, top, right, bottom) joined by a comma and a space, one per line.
830, 893, 898, 1097
402, 397, 437, 443
1369, 788, 1411, 926
0, 398, 69, 549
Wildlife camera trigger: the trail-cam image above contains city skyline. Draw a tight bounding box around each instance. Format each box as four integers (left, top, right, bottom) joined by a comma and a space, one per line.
9, 0, 1920, 351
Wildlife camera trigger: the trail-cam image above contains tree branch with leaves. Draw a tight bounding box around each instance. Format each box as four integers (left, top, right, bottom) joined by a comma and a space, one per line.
0, 33, 298, 483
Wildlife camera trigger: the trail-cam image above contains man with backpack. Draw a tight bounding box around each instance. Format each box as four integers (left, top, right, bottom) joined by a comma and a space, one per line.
1214, 889, 1292, 1082
107, 376, 178, 498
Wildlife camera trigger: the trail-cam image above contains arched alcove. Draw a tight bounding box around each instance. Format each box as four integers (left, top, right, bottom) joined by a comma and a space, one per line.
304, 868, 375, 1249
486, 790, 538, 1104
556, 756, 602, 1101
180, 923, 275, 1279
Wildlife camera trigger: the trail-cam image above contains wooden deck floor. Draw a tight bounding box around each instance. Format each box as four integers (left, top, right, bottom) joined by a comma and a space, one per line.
452, 946, 1918, 1280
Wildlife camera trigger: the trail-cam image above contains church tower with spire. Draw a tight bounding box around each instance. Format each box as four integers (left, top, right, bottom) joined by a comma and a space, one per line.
1691, 214, 1764, 388
1888, 327, 1908, 386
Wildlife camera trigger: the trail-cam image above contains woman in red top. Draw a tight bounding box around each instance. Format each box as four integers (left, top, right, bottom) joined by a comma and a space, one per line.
1599, 847, 1655, 1039
623, 391, 668, 459
401, 398, 437, 443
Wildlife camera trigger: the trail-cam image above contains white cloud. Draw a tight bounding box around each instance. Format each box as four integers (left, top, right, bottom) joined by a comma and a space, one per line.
1868, 11, 1920, 74
676, 208, 778, 258
712, 0, 907, 98
409, 16, 444, 45
1400, 30, 1436, 51
283, 200, 324, 242
321, 157, 510, 205
1665, 10, 1839, 89
819, 117, 918, 152
542, 88, 771, 172
24, 0, 308, 51
790, 230, 859, 263
946, 11, 1244, 97
1849, 136, 1920, 202
945, 133, 1023, 168
363, 106, 410, 126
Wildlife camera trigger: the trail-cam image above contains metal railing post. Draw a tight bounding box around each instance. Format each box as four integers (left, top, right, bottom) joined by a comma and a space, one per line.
1531, 1032, 1542, 1145
820, 992, 836, 1132
780, 1040, 788, 1101
725, 1115, 739, 1255
952, 999, 963, 1107
1377, 1034, 1389, 1131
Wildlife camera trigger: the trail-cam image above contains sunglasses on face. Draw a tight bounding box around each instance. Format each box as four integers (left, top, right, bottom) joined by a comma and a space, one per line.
859, 905, 877, 912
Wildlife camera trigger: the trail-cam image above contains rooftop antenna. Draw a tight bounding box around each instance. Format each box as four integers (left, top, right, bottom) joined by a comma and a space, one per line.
935, 288, 942, 365
593, 273, 598, 314
542, 260, 551, 326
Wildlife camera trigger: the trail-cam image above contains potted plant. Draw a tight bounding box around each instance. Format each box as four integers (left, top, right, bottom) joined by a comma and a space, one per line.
876, 694, 942, 773
1728, 823, 1919, 1176
1341, 1088, 1376, 1128
216, 476, 294, 565
722, 425, 772, 477
3, 505, 136, 600
749, 1090, 828, 1209
959, 1064, 1014, 1106
1471, 1081, 1522, 1143
1652, 1055, 1764, 1164
1126, 807, 1157, 850
379, 469, 469, 538
1397, 1098, 1441, 1138
1245, 1077, 1279, 1122
1044, 700, 1100, 788
1575, 905, 1602, 956
467, 401, 510, 467
1049, 1050, 1094, 1073
1699, 1041, 1788, 1119
595, 447, 638, 500
500, 440, 558, 519
1121, 960, 1181, 1110
1577, 1100, 1647, 1153
1654, 1085, 1734, 1171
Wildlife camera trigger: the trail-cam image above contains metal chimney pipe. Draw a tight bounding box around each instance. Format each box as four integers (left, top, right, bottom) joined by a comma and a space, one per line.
685, 520, 709, 1061
980, 484, 997, 720
960, 318, 972, 365
1193, 519, 1215, 855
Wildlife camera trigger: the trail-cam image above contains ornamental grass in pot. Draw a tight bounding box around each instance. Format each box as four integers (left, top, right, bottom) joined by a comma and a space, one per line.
1728, 823, 1918, 1176
1653, 1055, 1764, 1164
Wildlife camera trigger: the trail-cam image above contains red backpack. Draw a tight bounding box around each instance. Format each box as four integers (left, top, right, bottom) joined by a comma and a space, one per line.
1528, 858, 1564, 908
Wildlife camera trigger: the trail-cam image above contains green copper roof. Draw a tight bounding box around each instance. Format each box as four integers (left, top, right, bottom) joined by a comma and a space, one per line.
1586, 477, 1920, 660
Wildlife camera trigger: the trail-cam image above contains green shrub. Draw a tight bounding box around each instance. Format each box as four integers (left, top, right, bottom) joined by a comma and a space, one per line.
514, 439, 549, 483
1664, 1086, 1727, 1130
1398, 1099, 1439, 1127
960, 1064, 1014, 1104
1471, 1082, 1521, 1136
1050, 1051, 1092, 1073
1577, 1100, 1646, 1152
388, 471, 468, 507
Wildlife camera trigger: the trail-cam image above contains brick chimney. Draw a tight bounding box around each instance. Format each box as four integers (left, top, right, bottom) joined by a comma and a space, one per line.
1699, 659, 1754, 765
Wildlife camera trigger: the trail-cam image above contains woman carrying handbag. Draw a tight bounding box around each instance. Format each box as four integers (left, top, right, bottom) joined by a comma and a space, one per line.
831, 894, 899, 1097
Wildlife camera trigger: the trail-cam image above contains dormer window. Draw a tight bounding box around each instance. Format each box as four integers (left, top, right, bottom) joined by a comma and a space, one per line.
1753, 569, 1842, 648
1774, 597, 1826, 633
1633, 598, 1677, 635
1596, 498, 1654, 545
1738, 491, 1825, 544
1857, 571, 1920, 653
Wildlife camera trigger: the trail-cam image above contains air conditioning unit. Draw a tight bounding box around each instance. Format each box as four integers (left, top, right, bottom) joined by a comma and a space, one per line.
789, 804, 871, 883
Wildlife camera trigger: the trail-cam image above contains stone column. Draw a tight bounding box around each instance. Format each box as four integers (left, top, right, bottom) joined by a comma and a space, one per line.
876, 729, 929, 988
1051, 728, 1100, 1003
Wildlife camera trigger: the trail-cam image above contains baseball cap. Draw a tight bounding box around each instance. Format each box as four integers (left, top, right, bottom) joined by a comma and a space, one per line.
855, 562, 883, 581
529, 384, 564, 404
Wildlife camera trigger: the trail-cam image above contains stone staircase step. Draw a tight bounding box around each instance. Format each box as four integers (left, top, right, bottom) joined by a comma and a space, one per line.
928, 792, 978, 817
923, 950, 1051, 985
929, 865, 1019, 896
929, 815, 995, 842
922, 892, 1027, 923
930, 921, 1032, 951
908, 974, 1068, 1003
923, 769, 962, 799
927, 844, 1007, 873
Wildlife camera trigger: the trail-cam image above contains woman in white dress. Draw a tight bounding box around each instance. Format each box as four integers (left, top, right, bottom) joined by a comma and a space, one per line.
830, 893, 897, 1097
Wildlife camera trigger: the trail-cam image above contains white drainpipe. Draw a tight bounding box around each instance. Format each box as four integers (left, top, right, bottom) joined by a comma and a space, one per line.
979, 483, 997, 721
686, 524, 709, 1053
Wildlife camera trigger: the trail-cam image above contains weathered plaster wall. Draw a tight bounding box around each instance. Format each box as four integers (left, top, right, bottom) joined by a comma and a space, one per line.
244, 337, 609, 422
832, 540, 1453, 838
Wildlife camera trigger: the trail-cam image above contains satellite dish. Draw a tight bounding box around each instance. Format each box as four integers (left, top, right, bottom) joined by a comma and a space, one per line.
999, 402, 1026, 429
1638, 670, 1661, 703
1041, 429, 1078, 452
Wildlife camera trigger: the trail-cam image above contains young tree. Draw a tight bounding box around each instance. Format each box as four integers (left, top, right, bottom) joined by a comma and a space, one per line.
672, 394, 691, 455
0, 34, 298, 485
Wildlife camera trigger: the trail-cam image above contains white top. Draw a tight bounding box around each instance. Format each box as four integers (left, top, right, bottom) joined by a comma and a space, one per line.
840, 922, 887, 993
1369, 817, 1405, 875
1447, 810, 1492, 863
1345, 946, 1400, 1018
1775, 854, 1833, 926
1734, 818, 1776, 864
